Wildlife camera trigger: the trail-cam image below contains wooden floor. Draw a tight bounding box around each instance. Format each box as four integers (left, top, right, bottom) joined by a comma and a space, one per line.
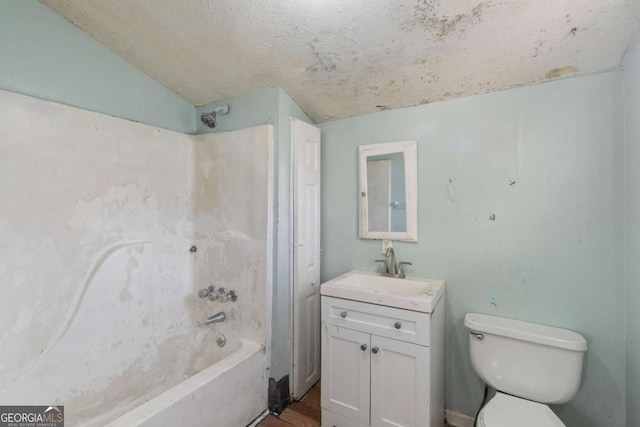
257, 381, 454, 427
258, 382, 322, 427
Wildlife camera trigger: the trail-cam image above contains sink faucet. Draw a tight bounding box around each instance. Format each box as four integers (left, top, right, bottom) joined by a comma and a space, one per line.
204, 312, 226, 325
386, 247, 397, 277
375, 248, 412, 278
375, 248, 397, 277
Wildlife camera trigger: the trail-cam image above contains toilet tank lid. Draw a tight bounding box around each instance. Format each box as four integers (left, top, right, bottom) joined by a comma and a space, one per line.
464, 313, 587, 351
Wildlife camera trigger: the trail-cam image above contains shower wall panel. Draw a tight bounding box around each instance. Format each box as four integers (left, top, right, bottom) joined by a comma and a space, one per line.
0, 89, 272, 423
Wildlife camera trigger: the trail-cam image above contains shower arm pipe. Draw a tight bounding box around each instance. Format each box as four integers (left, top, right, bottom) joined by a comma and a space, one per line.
212, 105, 229, 114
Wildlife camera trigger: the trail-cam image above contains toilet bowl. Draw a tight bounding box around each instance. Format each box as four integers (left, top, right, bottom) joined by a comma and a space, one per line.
477, 392, 564, 427
465, 313, 587, 427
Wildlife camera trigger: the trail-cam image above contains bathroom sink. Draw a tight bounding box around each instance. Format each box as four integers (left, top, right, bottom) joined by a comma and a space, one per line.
320, 270, 445, 313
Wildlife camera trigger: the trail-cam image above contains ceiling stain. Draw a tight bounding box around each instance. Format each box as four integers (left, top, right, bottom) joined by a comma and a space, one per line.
306, 39, 338, 74
405, 1, 487, 39
546, 66, 578, 79
532, 28, 547, 58
40, 0, 640, 122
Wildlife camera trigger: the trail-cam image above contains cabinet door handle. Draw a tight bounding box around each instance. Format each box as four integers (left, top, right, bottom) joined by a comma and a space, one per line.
371, 346, 379, 354
340, 311, 347, 318
360, 344, 367, 351
394, 321, 402, 329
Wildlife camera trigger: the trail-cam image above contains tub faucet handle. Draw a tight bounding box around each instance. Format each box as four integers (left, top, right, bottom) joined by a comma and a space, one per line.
216, 287, 228, 303
198, 285, 216, 298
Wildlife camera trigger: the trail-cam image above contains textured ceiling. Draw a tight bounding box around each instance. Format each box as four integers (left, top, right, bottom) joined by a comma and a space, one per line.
42, 0, 640, 122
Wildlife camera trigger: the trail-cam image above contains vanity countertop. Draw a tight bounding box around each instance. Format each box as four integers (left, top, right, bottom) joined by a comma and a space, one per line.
320, 270, 445, 313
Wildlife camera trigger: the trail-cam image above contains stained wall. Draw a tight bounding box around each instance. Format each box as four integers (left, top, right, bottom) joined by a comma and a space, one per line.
0, 89, 272, 424
319, 71, 625, 426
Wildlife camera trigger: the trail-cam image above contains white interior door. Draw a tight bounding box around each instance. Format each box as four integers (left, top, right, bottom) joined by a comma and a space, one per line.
292, 118, 321, 399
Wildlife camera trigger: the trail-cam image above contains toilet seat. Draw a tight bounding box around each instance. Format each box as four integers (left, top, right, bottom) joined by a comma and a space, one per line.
477, 392, 565, 427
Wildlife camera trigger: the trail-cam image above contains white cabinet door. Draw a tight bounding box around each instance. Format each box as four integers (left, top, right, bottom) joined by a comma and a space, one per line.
322, 324, 371, 425
370, 336, 430, 427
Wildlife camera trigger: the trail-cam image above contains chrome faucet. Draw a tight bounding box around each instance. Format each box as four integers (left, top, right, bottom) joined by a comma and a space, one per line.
204, 312, 226, 325
386, 247, 397, 277
375, 247, 412, 278
375, 248, 397, 277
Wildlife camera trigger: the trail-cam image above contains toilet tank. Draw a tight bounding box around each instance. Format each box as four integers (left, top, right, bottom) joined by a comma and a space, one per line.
464, 313, 587, 404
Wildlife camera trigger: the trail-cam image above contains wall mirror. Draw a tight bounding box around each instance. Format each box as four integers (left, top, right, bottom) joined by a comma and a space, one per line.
359, 140, 418, 242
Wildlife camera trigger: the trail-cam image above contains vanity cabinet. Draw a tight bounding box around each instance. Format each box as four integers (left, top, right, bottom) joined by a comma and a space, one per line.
321, 295, 444, 427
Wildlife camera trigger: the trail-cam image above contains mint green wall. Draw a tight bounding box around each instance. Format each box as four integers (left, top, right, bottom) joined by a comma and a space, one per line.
624, 37, 640, 425
197, 87, 314, 381
0, 0, 195, 133
319, 72, 625, 426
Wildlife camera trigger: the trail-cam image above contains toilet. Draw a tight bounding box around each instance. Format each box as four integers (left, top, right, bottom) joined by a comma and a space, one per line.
464, 313, 587, 427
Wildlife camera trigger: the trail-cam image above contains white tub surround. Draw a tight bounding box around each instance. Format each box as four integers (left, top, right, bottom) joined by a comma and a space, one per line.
0, 89, 273, 426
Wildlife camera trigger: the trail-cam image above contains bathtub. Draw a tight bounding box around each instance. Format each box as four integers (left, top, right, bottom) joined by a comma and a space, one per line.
1, 329, 268, 427
88, 338, 267, 427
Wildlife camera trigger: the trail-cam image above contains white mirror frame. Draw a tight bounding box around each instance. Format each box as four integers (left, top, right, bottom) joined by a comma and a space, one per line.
359, 140, 418, 242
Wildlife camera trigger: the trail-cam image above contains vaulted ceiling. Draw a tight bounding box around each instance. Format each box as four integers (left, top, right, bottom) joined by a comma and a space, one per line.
42, 0, 640, 122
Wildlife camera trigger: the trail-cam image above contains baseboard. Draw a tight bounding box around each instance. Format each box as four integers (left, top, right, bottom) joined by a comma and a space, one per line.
247, 409, 269, 427
445, 409, 474, 427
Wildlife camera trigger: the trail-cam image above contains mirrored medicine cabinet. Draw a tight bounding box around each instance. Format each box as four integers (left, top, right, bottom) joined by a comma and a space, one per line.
358, 140, 418, 242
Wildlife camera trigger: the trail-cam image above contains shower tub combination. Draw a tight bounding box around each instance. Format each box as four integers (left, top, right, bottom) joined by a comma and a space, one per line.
0, 90, 274, 426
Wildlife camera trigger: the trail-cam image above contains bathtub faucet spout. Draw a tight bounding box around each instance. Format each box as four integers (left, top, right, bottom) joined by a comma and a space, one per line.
205, 312, 226, 325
